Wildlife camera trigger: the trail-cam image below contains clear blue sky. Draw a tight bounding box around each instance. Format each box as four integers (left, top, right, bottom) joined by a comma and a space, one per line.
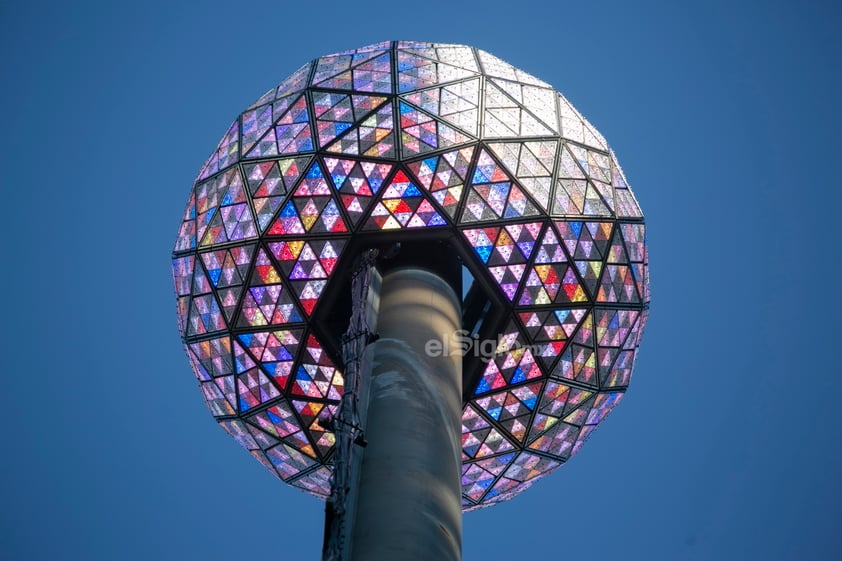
2, 1, 840, 560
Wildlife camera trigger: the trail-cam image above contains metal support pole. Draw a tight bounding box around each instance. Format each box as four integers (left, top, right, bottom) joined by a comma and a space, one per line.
349, 267, 463, 561
324, 250, 380, 561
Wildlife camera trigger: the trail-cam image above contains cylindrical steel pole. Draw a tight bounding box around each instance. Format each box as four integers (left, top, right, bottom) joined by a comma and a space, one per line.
348, 267, 463, 561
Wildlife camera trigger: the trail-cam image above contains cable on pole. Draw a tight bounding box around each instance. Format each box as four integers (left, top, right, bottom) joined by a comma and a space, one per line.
323, 249, 379, 561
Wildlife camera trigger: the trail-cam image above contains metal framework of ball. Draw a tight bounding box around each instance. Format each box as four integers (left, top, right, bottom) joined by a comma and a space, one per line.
172, 40, 650, 511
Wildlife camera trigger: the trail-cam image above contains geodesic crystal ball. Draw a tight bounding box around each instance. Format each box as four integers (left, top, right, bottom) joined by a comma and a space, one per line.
172, 41, 649, 510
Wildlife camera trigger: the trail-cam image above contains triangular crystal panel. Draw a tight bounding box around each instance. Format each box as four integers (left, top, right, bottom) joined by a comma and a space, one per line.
362, 169, 447, 230
398, 101, 473, 156
325, 103, 396, 158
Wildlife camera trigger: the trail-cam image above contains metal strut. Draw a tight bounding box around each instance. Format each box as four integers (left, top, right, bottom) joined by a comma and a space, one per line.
323, 249, 379, 561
